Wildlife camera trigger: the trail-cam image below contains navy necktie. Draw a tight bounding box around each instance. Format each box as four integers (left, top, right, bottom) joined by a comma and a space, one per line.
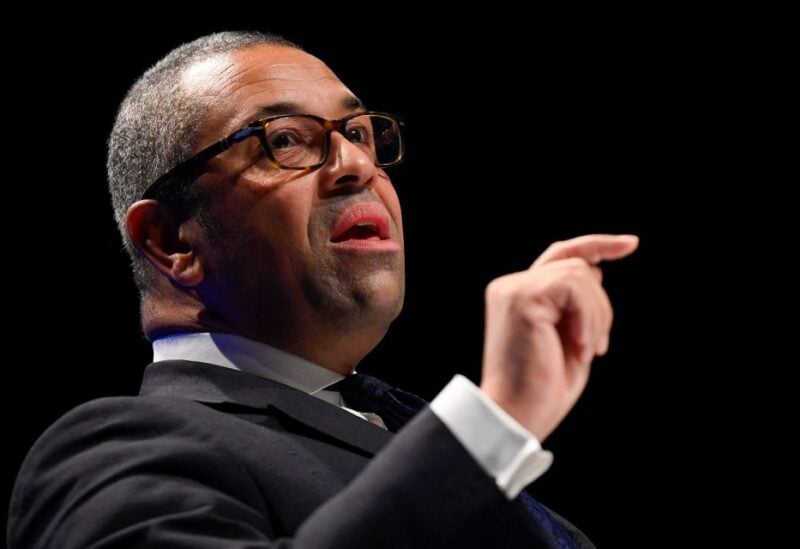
332, 373, 428, 433
332, 373, 577, 548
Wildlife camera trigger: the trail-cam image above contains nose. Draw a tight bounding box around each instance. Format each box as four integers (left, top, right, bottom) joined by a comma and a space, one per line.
317, 131, 379, 192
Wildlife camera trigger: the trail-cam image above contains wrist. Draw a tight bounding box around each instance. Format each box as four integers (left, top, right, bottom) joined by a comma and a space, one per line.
478, 384, 556, 442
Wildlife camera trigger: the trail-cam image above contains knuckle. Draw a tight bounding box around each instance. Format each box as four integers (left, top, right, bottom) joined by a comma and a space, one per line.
559, 257, 591, 277
485, 276, 515, 301
486, 274, 543, 308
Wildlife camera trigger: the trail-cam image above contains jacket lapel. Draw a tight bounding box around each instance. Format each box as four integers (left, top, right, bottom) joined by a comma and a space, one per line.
139, 360, 393, 456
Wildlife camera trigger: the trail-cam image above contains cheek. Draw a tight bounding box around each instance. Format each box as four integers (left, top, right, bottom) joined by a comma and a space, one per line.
226, 179, 316, 265
267, 187, 316, 253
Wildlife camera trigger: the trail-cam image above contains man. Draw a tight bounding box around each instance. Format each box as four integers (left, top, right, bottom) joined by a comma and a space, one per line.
8, 31, 637, 548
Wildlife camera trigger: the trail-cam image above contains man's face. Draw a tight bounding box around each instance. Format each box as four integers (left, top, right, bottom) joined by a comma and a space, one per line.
183, 45, 405, 364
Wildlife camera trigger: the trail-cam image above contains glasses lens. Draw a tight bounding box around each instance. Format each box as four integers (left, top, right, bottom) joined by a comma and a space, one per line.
263, 116, 326, 168
262, 114, 403, 169
347, 115, 402, 166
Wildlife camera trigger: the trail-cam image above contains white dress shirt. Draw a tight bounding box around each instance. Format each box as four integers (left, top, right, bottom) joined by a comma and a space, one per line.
153, 332, 552, 498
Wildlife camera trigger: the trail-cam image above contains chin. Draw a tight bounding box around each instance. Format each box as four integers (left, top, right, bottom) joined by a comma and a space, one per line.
301, 267, 404, 330
353, 272, 405, 322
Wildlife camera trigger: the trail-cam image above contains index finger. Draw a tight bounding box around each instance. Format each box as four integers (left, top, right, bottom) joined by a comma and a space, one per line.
532, 234, 640, 268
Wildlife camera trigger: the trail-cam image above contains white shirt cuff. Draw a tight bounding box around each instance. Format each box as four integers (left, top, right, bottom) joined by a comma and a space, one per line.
430, 374, 553, 499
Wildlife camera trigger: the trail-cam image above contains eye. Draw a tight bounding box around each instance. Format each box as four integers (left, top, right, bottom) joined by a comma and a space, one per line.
345, 125, 369, 144
267, 131, 301, 150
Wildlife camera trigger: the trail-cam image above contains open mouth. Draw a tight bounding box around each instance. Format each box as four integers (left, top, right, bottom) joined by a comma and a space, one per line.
330, 203, 392, 243
331, 221, 384, 242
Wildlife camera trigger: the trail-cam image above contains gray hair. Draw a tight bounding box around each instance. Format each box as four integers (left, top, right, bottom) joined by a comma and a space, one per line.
107, 31, 300, 293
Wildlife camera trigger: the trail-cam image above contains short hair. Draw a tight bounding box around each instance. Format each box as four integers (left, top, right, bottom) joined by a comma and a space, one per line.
107, 31, 300, 293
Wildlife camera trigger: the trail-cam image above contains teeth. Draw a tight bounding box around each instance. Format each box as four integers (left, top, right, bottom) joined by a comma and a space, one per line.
355, 223, 377, 229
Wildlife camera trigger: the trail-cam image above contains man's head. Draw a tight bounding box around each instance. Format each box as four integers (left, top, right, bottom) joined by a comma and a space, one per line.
108, 32, 405, 373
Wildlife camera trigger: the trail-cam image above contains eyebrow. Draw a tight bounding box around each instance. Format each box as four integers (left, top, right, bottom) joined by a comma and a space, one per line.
254, 96, 366, 119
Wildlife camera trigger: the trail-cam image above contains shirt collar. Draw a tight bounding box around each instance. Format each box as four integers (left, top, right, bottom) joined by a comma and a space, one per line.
152, 332, 344, 395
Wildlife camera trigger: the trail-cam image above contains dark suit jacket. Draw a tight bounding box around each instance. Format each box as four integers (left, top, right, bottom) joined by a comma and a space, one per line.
8, 360, 594, 548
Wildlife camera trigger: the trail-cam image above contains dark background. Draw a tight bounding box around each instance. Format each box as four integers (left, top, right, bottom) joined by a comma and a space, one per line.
4, 12, 785, 547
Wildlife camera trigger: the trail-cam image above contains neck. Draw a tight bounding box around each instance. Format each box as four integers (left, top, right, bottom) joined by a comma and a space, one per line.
141, 293, 385, 376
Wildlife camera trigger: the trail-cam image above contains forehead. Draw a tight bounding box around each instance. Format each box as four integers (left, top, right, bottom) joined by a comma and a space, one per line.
183, 45, 358, 138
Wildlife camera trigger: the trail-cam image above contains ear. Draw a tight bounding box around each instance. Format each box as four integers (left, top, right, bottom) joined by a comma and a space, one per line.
125, 200, 205, 287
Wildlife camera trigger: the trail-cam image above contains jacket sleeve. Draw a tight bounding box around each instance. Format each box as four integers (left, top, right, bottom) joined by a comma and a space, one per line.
8, 397, 557, 549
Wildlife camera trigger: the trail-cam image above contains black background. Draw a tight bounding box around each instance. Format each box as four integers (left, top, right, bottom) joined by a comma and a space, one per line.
3, 11, 786, 547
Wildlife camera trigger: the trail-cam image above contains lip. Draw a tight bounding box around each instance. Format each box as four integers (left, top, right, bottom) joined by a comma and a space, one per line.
329, 202, 400, 252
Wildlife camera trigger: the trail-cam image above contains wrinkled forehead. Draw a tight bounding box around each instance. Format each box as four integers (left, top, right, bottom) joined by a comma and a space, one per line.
182, 45, 361, 141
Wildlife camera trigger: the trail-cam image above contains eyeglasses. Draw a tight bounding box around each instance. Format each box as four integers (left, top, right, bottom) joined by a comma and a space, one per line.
141, 111, 405, 200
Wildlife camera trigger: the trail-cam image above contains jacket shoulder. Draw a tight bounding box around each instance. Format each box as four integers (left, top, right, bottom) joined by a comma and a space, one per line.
8, 396, 269, 549
12, 395, 257, 489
